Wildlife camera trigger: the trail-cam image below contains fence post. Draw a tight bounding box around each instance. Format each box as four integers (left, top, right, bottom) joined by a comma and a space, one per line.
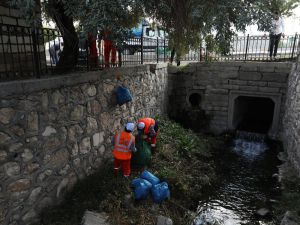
157, 37, 159, 63
244, 34, 250, 61
118, 49, 122, 67
291, 34, 297, 59
0, 24, 9, 77
31, 27, 41, 78
141, 37, 144, 64
85, 38, 89, 71
163, 38, 166, 62
200, 40, 203, 62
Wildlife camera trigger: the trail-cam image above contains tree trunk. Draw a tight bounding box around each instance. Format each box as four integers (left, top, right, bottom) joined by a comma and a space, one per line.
48, 0, 79, 73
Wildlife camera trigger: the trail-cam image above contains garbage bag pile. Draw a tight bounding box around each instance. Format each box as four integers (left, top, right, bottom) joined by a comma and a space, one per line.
131, 170, 170, 203
116, 86, 132, 106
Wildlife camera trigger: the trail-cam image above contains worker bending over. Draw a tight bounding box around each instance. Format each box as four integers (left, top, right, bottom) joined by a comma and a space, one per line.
137, 117, 159, 153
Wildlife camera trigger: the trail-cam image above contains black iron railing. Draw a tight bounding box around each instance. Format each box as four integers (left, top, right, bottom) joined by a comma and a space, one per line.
0, 23, 299, 82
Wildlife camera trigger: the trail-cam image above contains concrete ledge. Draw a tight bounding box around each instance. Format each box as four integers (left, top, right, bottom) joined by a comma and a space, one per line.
0, 65, 151, 97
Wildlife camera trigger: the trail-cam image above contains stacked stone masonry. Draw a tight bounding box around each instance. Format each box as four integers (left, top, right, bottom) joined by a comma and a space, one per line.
0, 64, 169, 225
168, 62, 292, 137
283, 52, 300, 176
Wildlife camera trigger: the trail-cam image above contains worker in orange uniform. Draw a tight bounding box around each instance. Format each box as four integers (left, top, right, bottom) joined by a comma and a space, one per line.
112, 123, 136, 177
87, 31, 98, 69
103, 30, 117, 68
137, 118, 159, 153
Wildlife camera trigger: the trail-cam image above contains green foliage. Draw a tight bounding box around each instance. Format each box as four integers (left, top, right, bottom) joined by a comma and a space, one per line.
205, 34, 218, 52
9, 0, 300, 58
143, 0, 299, 56
152, 116, 223, 205
267, 0, 299, 16
61, 0, 144, 46
254, 0, 300, 31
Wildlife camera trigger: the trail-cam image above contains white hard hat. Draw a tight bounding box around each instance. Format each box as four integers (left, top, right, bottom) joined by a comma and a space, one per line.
125, 122, 134, 132
137, 122, 145, 130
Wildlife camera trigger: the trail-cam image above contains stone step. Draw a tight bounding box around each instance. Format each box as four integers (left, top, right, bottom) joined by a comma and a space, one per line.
82, 211, 110, 225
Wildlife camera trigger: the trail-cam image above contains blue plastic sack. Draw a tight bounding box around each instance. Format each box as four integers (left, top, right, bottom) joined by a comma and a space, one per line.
116, 86, 132, 106
131, 178, 152, 200
140, 170, 160, 185
151, 182, 170, 203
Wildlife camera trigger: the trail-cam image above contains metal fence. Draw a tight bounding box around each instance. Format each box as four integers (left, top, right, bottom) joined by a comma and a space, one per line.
120, 34, 300, 64
0, 23, 299, 82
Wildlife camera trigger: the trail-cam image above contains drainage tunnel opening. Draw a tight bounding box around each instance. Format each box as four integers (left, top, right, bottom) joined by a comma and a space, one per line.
233, 96, 275, 134
189, 93, 201, 107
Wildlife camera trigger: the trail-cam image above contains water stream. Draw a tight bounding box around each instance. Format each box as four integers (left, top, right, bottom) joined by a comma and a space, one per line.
194, 131, 281, 225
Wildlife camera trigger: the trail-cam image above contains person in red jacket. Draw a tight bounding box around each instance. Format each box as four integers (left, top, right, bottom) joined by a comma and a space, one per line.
103, 30, 117, 68
112, 123, 136, 177
87, 32, 98, 69
137, 118, 159, 153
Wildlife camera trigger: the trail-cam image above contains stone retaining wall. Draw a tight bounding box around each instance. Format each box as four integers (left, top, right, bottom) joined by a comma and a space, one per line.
283, 52, 300, 176
168, 62, 291, 137
0, 63, 168, 225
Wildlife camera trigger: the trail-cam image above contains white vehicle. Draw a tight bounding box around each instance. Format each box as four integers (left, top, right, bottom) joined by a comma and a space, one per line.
125, 22, 167, 55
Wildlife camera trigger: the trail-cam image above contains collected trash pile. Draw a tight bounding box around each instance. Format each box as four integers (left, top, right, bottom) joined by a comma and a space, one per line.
131, 170, 170, 203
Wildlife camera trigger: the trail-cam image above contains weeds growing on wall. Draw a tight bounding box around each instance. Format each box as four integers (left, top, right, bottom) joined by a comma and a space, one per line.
38, 116, 226, 225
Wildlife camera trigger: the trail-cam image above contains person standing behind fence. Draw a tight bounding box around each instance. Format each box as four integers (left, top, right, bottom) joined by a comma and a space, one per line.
87, 31, 98, 69
49, 38, 63, 64
269, 11, 285, 60
103, 30, 117, 68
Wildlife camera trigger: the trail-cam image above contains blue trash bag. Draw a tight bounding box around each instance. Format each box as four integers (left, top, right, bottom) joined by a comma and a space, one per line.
116, 86, 132, 106
140, 170, 160, 185
131, 178, 152, 200
151, 182, 170, 203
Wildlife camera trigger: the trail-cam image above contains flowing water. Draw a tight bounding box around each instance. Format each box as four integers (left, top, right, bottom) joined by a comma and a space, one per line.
194, 131, 281, 225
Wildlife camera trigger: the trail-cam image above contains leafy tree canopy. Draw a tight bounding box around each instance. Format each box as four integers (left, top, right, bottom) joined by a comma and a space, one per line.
142, 0, 300, 56
9, 0, 300, 60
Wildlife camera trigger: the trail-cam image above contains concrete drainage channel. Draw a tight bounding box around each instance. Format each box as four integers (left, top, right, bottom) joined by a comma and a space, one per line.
1, 58, 300, 225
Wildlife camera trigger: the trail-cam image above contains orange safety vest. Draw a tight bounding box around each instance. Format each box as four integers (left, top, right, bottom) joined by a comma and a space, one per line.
113, 131, 135, 160
138, 118, 155, 134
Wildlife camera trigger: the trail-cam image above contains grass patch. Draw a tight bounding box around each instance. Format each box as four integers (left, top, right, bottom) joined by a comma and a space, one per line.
38, 116, 226, 225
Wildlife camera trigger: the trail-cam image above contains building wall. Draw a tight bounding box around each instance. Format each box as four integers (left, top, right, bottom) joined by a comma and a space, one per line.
168, 62, 291, 138
283, 51, 300, 175
0, 2, 46, 80
0, 64, 169, 225
0, 1, 28, 27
